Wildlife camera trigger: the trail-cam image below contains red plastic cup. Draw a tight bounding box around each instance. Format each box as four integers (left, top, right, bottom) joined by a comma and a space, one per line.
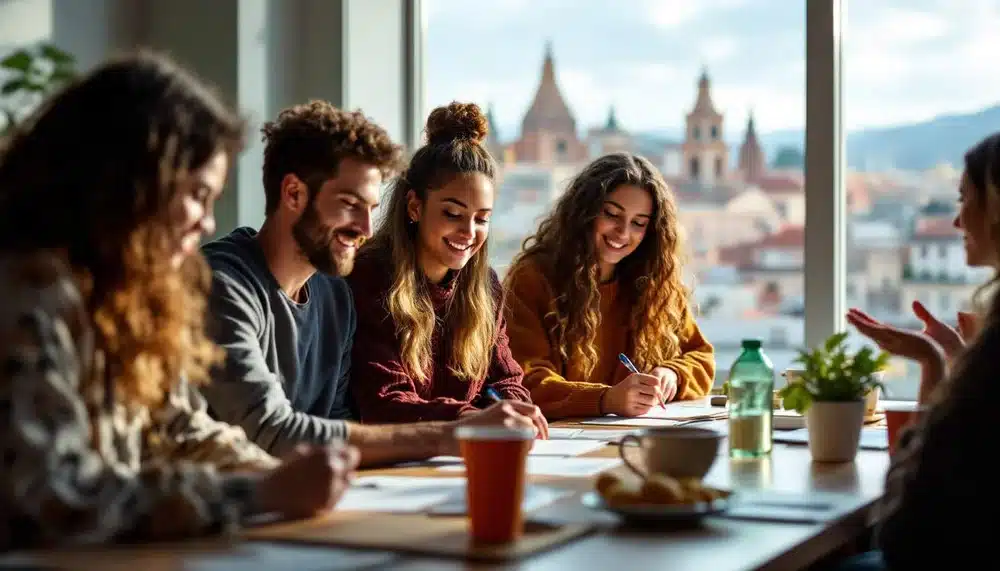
456, 425, 534, 543
883, 401, 927, 455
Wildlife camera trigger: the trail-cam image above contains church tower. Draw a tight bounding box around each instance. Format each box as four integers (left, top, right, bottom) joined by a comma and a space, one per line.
484, 103, 504, 163
510, 42, 587, 165
681, 69, 728, 185
737, 110, 766, 181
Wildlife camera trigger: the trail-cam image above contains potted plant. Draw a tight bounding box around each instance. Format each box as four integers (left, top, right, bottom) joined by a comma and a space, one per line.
778, 332, 889, 462
1, 42, 76, 134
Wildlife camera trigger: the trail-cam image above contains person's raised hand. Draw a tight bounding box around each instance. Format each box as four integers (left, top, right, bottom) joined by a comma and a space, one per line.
957, 310, 980, 342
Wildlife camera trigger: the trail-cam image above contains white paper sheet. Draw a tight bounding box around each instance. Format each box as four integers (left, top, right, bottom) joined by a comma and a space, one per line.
337, 477, 464, 512
341, 476, 576, 515
636, 403, 727, 420
578, 416, 686, 427
437, 456, 621, 477
529, 439, 606, 456
428, 485, 573, 515
547, 427, 583, 439
546, 428, 635, 441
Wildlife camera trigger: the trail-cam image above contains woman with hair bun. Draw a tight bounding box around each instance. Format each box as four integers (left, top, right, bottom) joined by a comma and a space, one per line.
347, 102, 546, 436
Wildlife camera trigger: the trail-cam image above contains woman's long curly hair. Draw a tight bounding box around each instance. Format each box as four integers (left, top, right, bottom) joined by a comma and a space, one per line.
506, 152, 689, 378
360, 102, 497, 382
0, 51, 244, 408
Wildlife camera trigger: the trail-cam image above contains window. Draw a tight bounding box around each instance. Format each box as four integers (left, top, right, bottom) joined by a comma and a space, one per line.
845, 1, 999, 400
425, 0, 805, 384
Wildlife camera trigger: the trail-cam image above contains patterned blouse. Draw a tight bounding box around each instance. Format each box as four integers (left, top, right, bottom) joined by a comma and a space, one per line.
0, 252, 280, 550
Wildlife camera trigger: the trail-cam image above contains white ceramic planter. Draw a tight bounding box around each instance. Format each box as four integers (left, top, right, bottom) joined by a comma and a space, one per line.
805, 400, 866, 462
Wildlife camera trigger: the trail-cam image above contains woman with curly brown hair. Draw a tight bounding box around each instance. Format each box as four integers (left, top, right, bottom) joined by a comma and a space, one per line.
348, 102, 546, 437
504, 153, 715, 420
0, 51, 355, 549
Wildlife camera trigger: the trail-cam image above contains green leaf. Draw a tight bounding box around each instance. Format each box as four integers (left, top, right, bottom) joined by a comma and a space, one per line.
1, 78, 29, 95
39, 43, 74, 65
0, 50, 32, 72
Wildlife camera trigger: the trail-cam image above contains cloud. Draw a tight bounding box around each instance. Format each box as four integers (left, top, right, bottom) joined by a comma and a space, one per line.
699, 37, 739, 64
645, 0, 749, 30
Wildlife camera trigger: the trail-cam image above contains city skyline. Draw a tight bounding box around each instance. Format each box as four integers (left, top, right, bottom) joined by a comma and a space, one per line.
425, 0, 1000, 134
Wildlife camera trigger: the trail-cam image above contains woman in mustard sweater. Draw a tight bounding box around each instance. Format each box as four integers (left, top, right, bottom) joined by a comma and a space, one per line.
504, 153, 714, 420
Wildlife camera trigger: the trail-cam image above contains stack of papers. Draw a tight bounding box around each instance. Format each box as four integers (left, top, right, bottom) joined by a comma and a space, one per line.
579, 402, 727, 427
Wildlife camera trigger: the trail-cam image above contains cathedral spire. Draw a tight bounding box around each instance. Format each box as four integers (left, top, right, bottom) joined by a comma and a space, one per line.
519, 41, 577, 136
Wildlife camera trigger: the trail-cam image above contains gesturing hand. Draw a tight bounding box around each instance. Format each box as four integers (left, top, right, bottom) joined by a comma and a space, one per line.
957, 310, 980, 342
846, 309, 946, 369
910, 300, 966, 359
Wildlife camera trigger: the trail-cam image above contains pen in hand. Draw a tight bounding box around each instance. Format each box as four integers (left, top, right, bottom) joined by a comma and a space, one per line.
483, 386, 546, 439
618, 353, 666, 409
484, 386, 503, 403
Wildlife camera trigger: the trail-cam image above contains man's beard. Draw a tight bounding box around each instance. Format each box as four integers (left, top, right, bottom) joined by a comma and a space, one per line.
291, 201, 361, 277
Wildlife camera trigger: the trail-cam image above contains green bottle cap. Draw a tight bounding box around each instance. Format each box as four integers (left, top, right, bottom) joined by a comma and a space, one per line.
741, 339, 762, 350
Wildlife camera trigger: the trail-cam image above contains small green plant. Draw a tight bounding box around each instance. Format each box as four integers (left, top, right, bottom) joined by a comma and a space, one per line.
778, 331, 889, 414
1, 43, 76, 134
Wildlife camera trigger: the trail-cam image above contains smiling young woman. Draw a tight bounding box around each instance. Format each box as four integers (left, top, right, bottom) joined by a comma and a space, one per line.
347, 102, 541, 431
504, 153, 715, 420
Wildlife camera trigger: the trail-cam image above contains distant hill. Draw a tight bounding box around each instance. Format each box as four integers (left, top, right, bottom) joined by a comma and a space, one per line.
496, 102, 1000, 172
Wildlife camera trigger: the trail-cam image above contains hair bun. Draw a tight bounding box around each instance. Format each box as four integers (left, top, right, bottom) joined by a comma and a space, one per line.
425, 102, 489, 145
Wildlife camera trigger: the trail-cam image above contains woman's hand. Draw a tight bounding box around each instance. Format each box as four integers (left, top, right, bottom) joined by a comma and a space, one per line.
650, 366, 679, 403
603, 373, 663, 417
846, 308, 947, 399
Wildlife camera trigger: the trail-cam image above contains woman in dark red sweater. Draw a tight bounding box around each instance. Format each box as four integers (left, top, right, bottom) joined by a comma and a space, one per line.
348, 102, 540, 432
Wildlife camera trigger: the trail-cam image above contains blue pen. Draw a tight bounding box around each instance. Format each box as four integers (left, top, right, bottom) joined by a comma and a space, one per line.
618, 353, 666, 409
484, 386, 503, 403
617, 353, 639, 374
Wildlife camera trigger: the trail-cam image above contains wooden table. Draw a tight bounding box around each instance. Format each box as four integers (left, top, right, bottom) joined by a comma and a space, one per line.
2, 417, 890, 571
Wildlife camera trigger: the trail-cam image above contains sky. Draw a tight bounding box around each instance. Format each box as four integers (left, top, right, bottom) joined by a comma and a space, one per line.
424, 0, 1000, 139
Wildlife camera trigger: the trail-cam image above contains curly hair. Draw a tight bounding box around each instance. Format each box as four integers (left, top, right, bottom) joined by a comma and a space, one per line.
0, 50, 243, 408
261, 100, 404, 213
361, 101, 498, 382
505, 152, 689, 379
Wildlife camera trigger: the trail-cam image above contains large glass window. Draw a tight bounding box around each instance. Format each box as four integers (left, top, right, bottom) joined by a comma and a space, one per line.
425, 0, 806, 383
844, 1, 1000, 399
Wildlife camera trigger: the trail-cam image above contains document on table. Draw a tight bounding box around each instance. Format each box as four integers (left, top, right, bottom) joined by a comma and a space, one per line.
342, 476, 573, 515
547, 428, 636, 441
578, 402, 726, 426
415, 439, 606, 464
337, 477, 465, 513
428, 485, 573, 515
437, 456, 621, 477
529, 439, 606, 456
